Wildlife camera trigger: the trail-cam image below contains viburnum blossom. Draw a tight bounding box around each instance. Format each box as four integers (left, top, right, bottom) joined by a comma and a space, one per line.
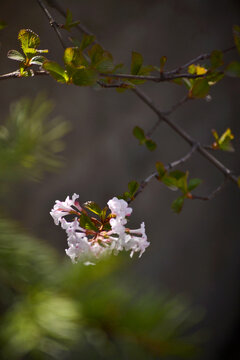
50, 194, 149, 264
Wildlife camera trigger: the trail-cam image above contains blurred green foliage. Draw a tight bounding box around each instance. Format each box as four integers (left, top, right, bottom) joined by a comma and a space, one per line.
0, 94, 71, 183
0, 96, 202, 359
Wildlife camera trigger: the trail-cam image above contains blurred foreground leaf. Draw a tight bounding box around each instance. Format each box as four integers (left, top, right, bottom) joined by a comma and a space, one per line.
0, 215, 203, 359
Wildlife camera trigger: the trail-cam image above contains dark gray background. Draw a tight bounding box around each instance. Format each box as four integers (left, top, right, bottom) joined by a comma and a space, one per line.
1, 1, 240, 359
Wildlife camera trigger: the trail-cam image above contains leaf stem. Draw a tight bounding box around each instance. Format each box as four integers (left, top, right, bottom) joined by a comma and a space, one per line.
191, 177, 228, 200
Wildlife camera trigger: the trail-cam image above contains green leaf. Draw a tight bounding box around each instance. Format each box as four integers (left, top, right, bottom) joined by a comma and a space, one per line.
218, 128, 234, 152
80, 34, 95, 51
182, 78, 192, 89
63, 9, 80, 31
233, 25, 240, 55
128, 64, 153, 85
212, 128, 234, 152
64, 47, 88, 70
210, 50, 223, 69
88, 45, 114, 73
188, 178, 202, 191
188, 64, 196, 75
35, 49, 48, 54
162, 176, 178, 190
206, 71, 224, 84
7, 50, 25, 62
188, 64, 207, 75
145, 139, 157, 151
0, 20, 7, 30
171, 197, 185, 213
112, 63, 125, 74
131, 52, 143, 75
95, 58, 114, 73
212, 129, 219, 142
128, 181, 139, 197
190, 78, 210, 98
29, 55, 45, 66
19, 69, 34, 77
121, 192, 130, 201
43, 61, 69, 83
171, 78, 183, 85
169, 170, 186, 180
71, 68, 97, 86
170, 170, 188, 193
100, 207, 108, 222
133, 126, 145, 143
156, 162, 166, 179
83, 201, 102, 216
18, 29, 40, 56
65, 9, 72, 27
80, 213, 98, 231
88, 44, 104, 64
226, 61, 240, 77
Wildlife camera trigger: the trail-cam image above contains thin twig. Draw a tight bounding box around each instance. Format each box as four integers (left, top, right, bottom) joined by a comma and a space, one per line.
99, 72, 206, 82
203, 144, 215, 151
0, 70, 47, 80
133, 87, 194, 143
191, 177, 228, 200
167, 143, 199, 169
37, 0, 67, 49
130, 145, 198, 203
46, 0, 102, 47
165, 46, 235, 75
132, 87, 238, 185
97, 81, 128, 89
163, 95, 191, 116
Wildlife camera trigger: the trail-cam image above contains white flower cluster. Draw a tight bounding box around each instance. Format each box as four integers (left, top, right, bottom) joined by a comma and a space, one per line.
50, 194, 149, 264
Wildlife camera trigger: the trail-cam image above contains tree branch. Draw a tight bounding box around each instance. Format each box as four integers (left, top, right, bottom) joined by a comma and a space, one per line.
130, 144, 198, 203
46, 0, 103, 47
36, 0, 67, 49
132, 87, 238, 185
25, 1, 240, 192
99, 72, 206, 83
165, 45, 235, 76
163, 95, 191, 116
45, 0, 235, 82
0, 70, 47, 80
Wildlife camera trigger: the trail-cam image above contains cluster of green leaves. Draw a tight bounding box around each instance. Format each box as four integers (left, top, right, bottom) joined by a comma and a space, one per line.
179, 61, 224, 99
8, 29, 48, 76
0, 94, 70, 183
0, 215, 202, 360
156, 162, 202, 213
43, 36, 117, 85
178, 26, 240, 98
211, 128, 234, 152
133, 126, 157, 151
76, 201, 112, 234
